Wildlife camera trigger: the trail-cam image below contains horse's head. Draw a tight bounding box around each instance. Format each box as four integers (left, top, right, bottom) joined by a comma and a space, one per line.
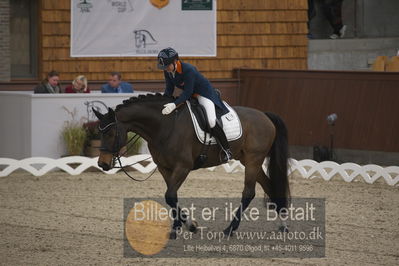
93, 107, 127, 171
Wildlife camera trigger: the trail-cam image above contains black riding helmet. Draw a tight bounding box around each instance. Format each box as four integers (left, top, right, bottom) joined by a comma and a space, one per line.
157, 47, 179, 70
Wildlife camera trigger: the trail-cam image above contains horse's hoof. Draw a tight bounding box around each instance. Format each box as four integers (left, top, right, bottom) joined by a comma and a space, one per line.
169, 230, 177, 239
223, 227, 234, 237
279, 225, 289, 233
188, 220, 198, 233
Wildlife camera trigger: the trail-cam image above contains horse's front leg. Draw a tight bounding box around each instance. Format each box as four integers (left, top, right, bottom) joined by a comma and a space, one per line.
158, 166, 192, 239
224, 164, 257, 236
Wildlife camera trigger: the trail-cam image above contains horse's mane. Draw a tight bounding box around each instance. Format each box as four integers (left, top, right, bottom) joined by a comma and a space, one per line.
115, 93, 175, 112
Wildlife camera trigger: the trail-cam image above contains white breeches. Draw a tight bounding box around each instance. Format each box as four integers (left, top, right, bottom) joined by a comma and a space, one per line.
197, 95, 216, 128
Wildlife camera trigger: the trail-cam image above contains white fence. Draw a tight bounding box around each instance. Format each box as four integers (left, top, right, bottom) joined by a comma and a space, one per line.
0, 156, 398, 186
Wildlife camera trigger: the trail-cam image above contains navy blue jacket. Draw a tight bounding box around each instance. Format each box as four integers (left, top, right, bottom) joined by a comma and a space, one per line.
163, 61, 228, 113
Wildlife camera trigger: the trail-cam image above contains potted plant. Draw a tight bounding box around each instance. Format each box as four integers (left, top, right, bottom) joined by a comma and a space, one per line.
83, 120, 101, 157
61, 107, 87, 156
82, 121, 143, 157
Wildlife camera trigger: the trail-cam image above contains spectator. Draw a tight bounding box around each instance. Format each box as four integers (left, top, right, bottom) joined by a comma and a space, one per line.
65, 75, 90, 93
307, 0, 316, 38
101, 72, 133, 93
34, 70, 63, 93
322, 0, 346, 39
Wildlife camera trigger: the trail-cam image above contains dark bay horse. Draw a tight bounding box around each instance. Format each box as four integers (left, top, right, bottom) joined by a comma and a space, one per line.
93, 93, 290, 237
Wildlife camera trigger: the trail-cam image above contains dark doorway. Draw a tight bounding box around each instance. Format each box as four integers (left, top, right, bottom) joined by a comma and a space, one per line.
10, 0, 38, 79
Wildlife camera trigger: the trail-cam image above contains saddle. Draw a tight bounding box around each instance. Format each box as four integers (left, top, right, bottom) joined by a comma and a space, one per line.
186, 98, 242, 145
188, 98, 223, 133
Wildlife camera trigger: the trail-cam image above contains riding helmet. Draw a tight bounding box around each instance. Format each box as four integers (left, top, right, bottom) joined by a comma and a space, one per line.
157, 47, 179, 70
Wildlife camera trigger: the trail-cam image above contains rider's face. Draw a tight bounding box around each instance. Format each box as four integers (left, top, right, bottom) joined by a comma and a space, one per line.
165, 61, 176, 73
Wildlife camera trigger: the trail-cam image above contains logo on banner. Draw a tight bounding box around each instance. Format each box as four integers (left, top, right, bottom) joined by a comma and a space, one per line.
150, 0, 169, 9
108, 0, 134, 13
134, 30, 158, 49
182, 0, 213, 10
77, 0, 93, 13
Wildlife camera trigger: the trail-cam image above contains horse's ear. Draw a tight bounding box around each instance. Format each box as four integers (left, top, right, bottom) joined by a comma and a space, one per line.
92, 107, 104, 120
108, 107, 115, 116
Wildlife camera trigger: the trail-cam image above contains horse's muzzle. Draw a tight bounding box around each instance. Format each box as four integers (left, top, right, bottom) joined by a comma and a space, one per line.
98, 161, 111, 171
98, 152, 114, 171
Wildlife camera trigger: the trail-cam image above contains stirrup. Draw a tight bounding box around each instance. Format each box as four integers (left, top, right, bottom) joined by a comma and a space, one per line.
220, 149, 233, 162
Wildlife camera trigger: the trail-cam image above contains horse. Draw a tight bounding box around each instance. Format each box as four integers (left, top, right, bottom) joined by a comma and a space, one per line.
93, 93, 290, 238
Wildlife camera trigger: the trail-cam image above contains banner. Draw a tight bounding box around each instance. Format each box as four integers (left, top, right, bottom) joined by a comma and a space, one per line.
70, 0, 216, 57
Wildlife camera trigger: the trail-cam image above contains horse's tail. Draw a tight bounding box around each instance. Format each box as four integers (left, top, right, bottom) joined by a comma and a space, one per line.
264, 112, 290, 211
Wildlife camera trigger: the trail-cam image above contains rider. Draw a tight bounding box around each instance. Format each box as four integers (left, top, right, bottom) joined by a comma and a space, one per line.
157, 47, 232, 162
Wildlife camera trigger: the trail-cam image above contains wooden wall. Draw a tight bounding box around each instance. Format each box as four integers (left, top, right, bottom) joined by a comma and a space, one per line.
237, 69, 399, 152
39, 0, 308, 81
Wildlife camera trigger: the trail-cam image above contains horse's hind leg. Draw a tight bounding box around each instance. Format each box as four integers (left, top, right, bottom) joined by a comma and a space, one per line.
256, 168, 272, 199
256, 168, 289, 232
223, 163, 258, 236
256, 169, 277, 208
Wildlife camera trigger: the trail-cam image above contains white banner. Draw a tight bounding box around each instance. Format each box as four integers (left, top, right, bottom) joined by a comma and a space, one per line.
70, 0, 216, 57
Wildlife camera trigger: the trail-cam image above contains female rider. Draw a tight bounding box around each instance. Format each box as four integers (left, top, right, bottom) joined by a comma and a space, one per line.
157, 47, 232, 162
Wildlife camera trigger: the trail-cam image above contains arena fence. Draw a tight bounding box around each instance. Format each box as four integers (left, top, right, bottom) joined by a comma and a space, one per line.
0, 155, 398, 186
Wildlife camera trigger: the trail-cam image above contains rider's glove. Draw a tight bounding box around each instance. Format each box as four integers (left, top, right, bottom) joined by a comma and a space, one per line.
162, 103, 177, 115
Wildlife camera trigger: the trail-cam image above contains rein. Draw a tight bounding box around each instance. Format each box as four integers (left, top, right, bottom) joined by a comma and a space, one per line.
99, 119, 156, 182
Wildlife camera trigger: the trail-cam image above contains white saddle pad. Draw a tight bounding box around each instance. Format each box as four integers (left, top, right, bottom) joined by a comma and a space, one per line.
186, 101, 242, 145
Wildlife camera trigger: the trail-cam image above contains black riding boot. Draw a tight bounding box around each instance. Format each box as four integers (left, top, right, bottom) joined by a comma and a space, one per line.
210, 123, 233, 162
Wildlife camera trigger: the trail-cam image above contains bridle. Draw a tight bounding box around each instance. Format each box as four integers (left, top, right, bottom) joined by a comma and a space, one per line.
98, 119, 155, 182
98, 121, 120, 155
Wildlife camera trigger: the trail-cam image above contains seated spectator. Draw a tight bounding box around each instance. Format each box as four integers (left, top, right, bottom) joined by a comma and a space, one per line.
65, 75, 90, 93
34, 70, 63, 93
101, 72, 133, 93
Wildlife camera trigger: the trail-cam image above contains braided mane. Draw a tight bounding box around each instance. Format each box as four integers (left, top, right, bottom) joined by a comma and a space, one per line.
115, 93, 175, 112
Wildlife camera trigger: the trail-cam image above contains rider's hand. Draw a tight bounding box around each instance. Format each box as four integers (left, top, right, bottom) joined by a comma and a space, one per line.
162, 103, 176, 115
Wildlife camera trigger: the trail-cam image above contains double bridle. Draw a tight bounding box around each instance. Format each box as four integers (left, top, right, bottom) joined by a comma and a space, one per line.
98, 119, 155, 182
98, 121, 119, 154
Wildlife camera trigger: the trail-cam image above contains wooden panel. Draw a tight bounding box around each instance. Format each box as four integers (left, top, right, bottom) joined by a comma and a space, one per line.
41, 0, 70, 10
218, 10, 308, 22
218, 22, 307, 35
41, 10, 70, 22
38, 0, 308, 81
238, 69, 399, 152
216, 47, 307, 58
218, 35, 308, 47
42, 36, 70, 48
41, 22, 70, 35
218, 0, 308, 10
42, 48, 70, 60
